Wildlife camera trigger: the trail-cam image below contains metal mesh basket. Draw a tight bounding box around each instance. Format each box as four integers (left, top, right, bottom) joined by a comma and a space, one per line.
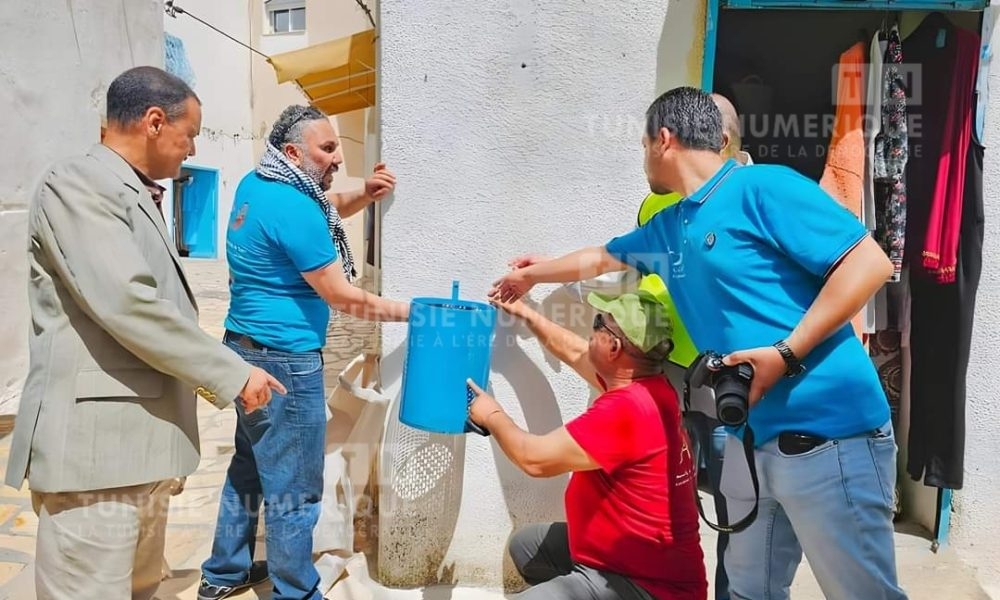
377, 393, 467, 586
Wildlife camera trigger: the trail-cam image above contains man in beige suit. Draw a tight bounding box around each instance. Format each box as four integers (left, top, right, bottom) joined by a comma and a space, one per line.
5, 66, 285, 600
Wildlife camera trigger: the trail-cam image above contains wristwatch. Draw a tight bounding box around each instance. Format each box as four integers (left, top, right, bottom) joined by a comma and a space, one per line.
773, 340, 806, 378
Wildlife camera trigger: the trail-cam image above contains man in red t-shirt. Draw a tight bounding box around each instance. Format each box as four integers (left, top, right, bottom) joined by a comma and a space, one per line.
467, 290, 707, 600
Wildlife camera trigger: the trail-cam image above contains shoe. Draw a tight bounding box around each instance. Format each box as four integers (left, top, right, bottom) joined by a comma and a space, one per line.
198, 561, 269, 600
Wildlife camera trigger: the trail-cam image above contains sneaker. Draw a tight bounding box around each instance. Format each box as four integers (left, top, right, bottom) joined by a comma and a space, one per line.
197, 561, 269, 600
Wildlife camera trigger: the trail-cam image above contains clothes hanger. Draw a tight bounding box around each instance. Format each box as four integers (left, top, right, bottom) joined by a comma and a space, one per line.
922, 11, 952, 29
905, 11, 952, 46
877, 11, 891, 41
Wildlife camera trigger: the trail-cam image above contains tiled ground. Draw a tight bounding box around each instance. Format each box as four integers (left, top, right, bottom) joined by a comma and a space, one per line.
0, 260, 994, 600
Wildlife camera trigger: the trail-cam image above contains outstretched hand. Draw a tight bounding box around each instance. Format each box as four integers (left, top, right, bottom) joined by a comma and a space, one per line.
466, 379, 504, 430
488, 293, 529, 318
365, 162, 396, 201
490, 268, 535, 304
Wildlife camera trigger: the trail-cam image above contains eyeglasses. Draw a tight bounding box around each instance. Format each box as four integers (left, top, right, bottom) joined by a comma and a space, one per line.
593, 313, 640, 352
593, 312, 619, 338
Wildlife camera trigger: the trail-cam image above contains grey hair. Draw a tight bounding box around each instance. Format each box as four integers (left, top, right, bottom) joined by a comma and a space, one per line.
106, 66, 199, 126
268, 105, 327, 147
645, 86, 724, 153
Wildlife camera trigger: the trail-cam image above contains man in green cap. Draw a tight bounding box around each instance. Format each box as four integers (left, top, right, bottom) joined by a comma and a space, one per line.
467, 291, 707, 600
504, 92, 747, 600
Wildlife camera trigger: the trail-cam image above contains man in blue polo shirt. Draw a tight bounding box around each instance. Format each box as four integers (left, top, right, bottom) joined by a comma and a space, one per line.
490, 87, 906, 600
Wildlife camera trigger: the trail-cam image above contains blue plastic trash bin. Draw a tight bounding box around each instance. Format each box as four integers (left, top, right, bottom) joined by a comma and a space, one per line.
399, 283, 497, 434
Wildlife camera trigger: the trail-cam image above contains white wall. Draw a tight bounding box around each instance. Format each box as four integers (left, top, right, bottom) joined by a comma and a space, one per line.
259, 31, 310, 56
0, 0, 163, 414
952, 9, 1000, 591
165, 2, 255, 260
377, 0, 692, 588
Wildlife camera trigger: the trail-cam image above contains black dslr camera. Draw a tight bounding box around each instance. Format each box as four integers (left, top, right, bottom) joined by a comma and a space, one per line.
685, 351, 754, 427
683, 351, 761, 534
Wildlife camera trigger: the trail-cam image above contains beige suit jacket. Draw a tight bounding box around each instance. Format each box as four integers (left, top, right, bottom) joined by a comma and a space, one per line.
5, 144, 250, 493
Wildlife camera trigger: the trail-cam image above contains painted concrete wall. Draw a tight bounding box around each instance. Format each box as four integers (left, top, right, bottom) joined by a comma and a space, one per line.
0, 0, 163, 415
952, 10, 1000, 592
377, 0, 691, 588
165, 2, 255, 261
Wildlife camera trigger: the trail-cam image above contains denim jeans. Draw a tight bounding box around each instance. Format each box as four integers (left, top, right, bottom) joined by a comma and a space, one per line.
684, 412, 730, 600
201, 336, 326, 600
720, 420, 907, 600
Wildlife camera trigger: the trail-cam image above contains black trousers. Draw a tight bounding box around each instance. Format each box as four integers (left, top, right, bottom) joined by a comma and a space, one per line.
907, 140, 984, 489
508, 523, 654, 600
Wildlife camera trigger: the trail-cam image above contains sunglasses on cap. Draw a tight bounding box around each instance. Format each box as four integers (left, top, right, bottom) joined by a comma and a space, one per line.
592, 312, 673, 362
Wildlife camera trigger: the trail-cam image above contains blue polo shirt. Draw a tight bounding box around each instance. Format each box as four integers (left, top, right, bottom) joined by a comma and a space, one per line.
605, 159, 889, 445
224, 173, 338, 352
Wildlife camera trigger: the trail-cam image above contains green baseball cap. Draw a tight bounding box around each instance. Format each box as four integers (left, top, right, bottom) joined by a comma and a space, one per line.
587, 290, 674, 355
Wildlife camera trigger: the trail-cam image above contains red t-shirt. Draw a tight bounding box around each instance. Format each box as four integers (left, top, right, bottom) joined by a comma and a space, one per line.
564, 376, 707, 600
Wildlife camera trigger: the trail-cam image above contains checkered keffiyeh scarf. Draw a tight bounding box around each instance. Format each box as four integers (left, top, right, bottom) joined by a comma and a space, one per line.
256, 142, 356, 282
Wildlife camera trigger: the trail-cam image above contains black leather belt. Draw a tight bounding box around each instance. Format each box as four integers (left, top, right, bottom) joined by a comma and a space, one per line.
225, 330, 269, 351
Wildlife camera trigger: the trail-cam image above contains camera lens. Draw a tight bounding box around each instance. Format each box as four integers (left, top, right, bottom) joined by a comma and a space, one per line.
713, 363, 753, 427
716, 391, 747, 426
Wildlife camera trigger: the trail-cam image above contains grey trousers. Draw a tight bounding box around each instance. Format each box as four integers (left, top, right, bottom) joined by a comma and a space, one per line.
31, 479, 173, 600
509, 523, 654, 600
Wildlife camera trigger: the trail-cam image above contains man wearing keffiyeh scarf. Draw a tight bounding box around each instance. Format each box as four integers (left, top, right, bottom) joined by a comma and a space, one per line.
257, 140, 358, 280
254, 105, 396, 282
201, 105, 409, 600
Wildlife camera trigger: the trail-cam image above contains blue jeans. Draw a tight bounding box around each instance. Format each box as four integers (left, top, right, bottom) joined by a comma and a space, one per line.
201, 336, 326, 600
720, 420, 907, 600
684, 412, 730, 600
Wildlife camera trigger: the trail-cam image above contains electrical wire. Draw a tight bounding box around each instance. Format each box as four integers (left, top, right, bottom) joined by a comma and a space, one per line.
353, 0, 376, 29
165, 1, 270, 60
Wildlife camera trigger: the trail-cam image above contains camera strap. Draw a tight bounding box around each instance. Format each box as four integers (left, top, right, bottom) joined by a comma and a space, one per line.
683, 383, 761, 534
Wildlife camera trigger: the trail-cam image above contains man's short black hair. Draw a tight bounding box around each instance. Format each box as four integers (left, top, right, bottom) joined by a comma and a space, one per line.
645, 87, 724, 153
106, 66, 199, 126
268, 105, 327, 148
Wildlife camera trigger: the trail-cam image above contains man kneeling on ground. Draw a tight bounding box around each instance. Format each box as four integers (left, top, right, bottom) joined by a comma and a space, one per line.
467, 291, 707, 600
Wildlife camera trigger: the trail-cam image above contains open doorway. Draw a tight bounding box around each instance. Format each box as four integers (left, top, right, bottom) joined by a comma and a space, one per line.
712, 9, 980, 179
707, 7, 986, 548
166, 165, 219, 258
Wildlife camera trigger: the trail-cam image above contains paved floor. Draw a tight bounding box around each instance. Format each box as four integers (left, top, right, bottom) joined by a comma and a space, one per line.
0, 260, 993, 599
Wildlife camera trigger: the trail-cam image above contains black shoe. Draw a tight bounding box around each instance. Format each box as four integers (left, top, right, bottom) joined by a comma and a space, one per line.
198, 561, 270, 600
